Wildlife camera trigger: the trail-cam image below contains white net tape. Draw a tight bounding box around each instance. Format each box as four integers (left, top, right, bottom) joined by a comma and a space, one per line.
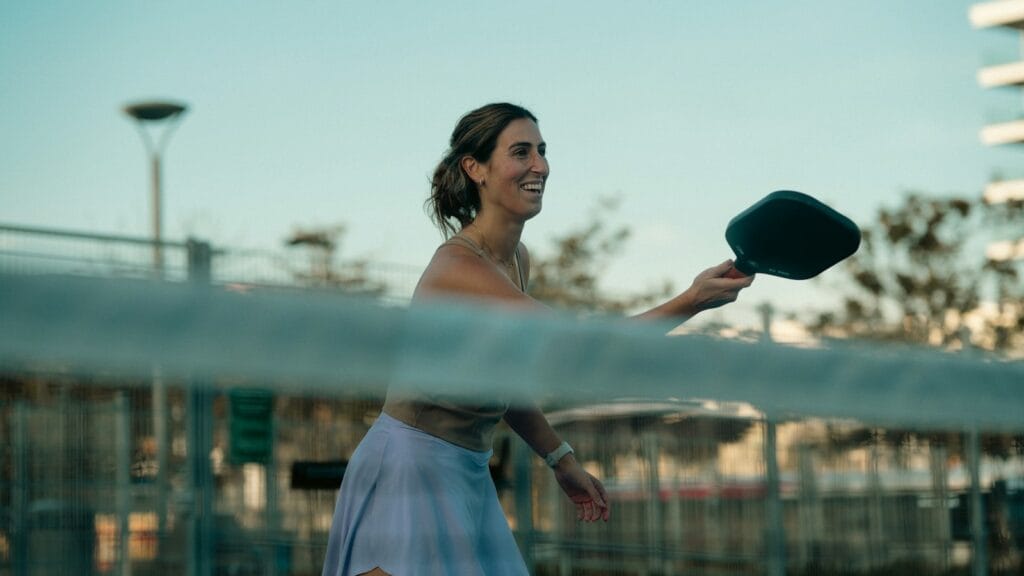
3, 273, 1022, 430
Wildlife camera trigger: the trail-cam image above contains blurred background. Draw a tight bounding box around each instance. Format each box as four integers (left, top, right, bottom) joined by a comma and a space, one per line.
2, 1, 1024, 575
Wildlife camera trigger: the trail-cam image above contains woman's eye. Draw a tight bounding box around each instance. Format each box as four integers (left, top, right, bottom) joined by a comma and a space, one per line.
513, 148, 529, 158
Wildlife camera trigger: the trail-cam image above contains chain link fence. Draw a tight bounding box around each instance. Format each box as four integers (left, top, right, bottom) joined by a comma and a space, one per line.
2, 223, 1023, 575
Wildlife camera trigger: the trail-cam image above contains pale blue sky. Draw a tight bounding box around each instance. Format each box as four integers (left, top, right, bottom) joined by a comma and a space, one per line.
2, 1, 1020, 325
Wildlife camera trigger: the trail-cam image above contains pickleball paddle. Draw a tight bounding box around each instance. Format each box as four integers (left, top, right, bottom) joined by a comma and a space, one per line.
725, 190, 861, 280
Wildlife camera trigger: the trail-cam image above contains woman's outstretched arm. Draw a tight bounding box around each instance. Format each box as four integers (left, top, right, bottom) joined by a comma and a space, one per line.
631, 259, 754, 322
418, 246, 753, 324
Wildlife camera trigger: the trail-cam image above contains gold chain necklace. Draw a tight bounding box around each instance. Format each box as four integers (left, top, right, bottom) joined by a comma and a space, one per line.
455, 232, 517, 281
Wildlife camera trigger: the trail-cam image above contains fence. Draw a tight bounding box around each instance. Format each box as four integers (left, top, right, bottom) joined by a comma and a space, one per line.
1, 223, 1023, 575
0, 223, 418, 575
4, 382, 1022, 576
0, 223, 420, 303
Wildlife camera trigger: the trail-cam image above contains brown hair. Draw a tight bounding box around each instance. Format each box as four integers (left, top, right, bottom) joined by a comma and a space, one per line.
427, 103, 538, 237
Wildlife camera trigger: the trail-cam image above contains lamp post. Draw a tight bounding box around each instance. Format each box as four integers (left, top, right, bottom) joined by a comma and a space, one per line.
123, 101, 187, 568
123, 100, 187, 275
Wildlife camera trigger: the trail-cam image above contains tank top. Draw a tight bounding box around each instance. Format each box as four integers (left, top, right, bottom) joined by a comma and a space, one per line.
381, 236, 526, 452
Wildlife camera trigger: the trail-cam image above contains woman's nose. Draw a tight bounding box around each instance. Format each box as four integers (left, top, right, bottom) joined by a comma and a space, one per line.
532, 153, 549, 176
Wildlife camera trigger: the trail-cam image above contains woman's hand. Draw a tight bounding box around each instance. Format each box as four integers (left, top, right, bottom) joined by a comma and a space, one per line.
552, 455, 610, 522
683, 259, 755, 312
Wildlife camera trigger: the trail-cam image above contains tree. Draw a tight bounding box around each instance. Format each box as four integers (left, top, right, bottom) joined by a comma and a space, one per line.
285, 225, 388, 296
528, 198, 674, 314
808, 191, 1023, 355
805, 191, 1024, 533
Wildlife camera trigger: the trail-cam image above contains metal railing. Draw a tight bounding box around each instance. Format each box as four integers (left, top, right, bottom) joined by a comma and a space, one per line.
0, 223, 420, 304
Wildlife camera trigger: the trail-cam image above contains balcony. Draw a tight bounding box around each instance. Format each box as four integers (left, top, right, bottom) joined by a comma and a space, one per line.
985, 177, 1024, 203
986, 237, 1024, 261
979, 60, 1024, 87
981, 118, 1024, 145
970, 0, 1024, 29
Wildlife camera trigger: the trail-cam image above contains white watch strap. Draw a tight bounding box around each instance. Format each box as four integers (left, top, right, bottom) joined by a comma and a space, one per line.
544, 441, 574, 467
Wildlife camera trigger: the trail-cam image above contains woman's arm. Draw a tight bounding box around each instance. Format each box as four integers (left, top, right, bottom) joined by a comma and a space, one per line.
631, 260, 754, 322
417, 245, 752, 323
417, 243, 751, 523
503, 405, 610, 522
414, 244, 543, 307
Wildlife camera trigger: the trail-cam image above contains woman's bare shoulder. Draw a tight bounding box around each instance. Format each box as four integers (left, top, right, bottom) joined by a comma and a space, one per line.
415, 243, 540, 308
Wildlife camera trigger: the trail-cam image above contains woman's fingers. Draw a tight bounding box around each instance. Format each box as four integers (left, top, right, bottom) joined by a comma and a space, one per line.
696, 259, 733, 281
587, 475, 610, 521
574, 498, 610, 522
711, 259, 734, 275
686, 260, 756, 311
594, 478, 611, 521
564, 472, 611, 523
574, 497, 597, 522
723, 265, 748, 279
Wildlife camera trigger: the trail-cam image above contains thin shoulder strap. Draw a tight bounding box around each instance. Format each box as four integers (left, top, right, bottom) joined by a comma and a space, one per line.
445, 235, 527, 293
443, 235, 485, 257
513, 245, 526, 293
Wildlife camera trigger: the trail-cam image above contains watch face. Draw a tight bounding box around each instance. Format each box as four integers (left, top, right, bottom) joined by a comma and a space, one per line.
546, 442, 572, 466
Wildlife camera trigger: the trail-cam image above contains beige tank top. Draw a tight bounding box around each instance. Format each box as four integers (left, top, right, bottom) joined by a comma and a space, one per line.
382, 236, 526, 452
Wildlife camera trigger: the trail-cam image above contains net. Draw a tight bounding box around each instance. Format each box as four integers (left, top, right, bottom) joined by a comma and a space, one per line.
2, 271, 1023, 576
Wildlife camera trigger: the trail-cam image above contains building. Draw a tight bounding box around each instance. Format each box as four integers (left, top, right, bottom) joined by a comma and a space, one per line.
970, 0, 1024, 262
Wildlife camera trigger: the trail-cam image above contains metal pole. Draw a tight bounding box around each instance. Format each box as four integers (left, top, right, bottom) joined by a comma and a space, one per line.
116, 392, 133, 576
57, 386, 67, 505
12, 402, 28, 576
187, 239, 212, 283
797, 445, 821, 567
513, 438, 534, 571
186, 385, 215, 576
151, 154, 163, 275
123, 100, 186, 275
930, 445, 951, 571
967, 427, 987, 576
867, 443, 885, 569
642, 430, 664, 575
763, 418, 786, 576
125, 103, 185, 574
153, 369, 168, 546
266, 435, 279, 576
186, 238, 214, 576
758, 302, 774, 342
759, 303, 786, 575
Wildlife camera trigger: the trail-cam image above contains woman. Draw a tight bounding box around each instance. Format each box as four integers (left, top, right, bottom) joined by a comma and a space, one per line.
322, 103, 754, 576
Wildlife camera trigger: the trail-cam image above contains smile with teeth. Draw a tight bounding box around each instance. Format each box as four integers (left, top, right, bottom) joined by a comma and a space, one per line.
520, 182, 544, 194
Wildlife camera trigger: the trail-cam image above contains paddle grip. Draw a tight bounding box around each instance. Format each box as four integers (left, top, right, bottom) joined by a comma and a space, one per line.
728, 258, 755, 277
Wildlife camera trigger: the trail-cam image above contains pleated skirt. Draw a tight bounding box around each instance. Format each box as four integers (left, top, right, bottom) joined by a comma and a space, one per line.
321, 412, 529, 576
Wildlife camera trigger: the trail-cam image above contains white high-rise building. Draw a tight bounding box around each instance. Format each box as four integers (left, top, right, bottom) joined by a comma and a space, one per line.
970, 0, 1024, 261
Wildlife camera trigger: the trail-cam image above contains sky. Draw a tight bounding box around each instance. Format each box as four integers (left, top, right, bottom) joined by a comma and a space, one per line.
2, 0, 1021, 327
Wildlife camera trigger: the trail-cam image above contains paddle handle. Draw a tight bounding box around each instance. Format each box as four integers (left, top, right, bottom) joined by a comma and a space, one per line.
728, 258, 755, 277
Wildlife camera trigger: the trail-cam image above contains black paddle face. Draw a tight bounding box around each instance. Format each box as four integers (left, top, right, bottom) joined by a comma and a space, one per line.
726, 190, 861, 279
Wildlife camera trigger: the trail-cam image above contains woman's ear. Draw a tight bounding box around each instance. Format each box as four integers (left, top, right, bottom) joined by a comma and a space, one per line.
461, 155, 486, 186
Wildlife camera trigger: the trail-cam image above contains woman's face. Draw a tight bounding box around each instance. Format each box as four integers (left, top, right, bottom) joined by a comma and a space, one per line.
477, 118, 548, 220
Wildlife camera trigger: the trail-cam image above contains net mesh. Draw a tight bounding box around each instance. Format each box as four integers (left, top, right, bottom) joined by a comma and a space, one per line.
2, 270, 1023, 576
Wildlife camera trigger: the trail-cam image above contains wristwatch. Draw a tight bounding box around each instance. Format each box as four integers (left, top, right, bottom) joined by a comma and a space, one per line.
544, 441, 574, 468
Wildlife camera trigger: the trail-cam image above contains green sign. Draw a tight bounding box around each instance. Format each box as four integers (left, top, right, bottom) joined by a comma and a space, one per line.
229, 389, 274, 464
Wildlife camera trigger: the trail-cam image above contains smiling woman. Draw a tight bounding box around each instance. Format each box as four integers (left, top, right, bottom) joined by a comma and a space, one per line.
320, 102, 755, 576
462, 116, 548, 222
426, 103, 544, 239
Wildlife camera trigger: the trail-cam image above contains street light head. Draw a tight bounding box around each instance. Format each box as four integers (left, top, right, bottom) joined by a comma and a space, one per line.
123, 99, 189, 276
123, 101, 188, 122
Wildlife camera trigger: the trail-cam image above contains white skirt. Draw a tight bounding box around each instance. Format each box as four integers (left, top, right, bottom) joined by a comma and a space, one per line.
321, 412, 529, 576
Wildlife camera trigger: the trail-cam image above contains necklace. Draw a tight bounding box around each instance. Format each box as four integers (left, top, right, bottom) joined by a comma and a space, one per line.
455, 232, 518, 284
